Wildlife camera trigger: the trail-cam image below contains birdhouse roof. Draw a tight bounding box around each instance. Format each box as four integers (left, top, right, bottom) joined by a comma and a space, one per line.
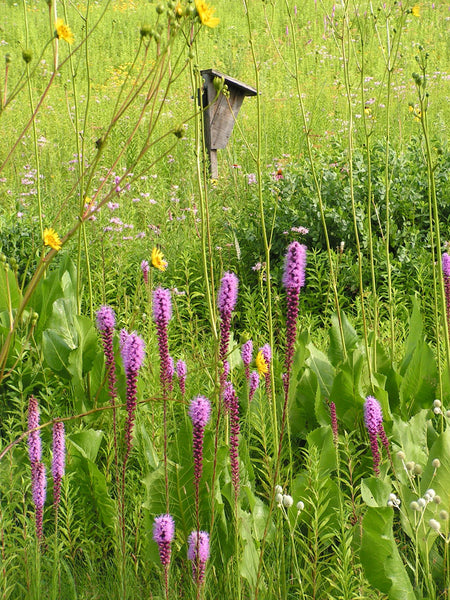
201, 69, 257, 96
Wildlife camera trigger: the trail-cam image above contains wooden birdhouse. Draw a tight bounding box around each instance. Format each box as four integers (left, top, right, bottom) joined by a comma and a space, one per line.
200, 69, 257, 178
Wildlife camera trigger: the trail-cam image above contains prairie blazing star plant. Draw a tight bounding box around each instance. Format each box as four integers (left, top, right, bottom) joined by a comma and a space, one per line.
153, 287, 172, 393
187, 530, 210, 585
364, 396, 390, 476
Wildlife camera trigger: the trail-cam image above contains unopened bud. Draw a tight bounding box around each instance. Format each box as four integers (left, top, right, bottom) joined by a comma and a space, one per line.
405, 461, 415, 471
5, 53, 11, 64
433, 495, 442, 505
433, 399, 441, 408
410, 501, 419, 511
296, 500, 304, 511
22, 49, 32, 64
432, 458, 441, 469
413, 464, 423, 475
397, 450, 406, 460
439, 510, 448, 521
275, 485, 283, 494
140, 24, 152, 37
275, 493, 283, 505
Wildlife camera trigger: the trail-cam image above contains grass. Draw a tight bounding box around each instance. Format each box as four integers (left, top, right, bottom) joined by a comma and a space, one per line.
0, 0, 450, 598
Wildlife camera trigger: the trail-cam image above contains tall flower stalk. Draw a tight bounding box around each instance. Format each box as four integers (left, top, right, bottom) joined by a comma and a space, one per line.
364, 396, 390, 476
188, 530, 210, 598
153, 287, 172, 513
96, 305, 119, 487
189, 396, 211, 531
153, 514, 175, 600
32, 462, 47, 543
51, 421, 65, 520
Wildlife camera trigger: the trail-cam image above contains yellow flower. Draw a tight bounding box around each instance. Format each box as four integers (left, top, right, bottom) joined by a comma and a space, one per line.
195, 0, 220, 28
151, 247, 168, 271
256, 350, 268, 378
175, 1, 184, 17
55, 18, 74, 44
412, 5, 420, 17
43, 228, 62, 251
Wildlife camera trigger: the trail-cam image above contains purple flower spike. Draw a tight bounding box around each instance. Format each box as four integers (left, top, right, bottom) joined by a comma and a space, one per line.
329, 401, 338, 444
121, 332, 145, 374
364, 396, 385, 476
282, 243, 307, 395
189, 396, 211, 496
97, 306, 118, 404
52, 421, 65, 512
283, 242, 307, 290
249, 371, 259, 403
188, 530, 210, 585
223, 382, 240, 501
176, 360, 187, 396
120, 331, 145, 461
96, 305, 115, 331
153, 514, 175, 566
141, 260, 150, 285
28, 396, 41, 466
217, 272, 239, 318
32, 462, 46, 541
443, 252, 450, 337
241, 340, 253, 380
189, 396, 212, 429
217, 273, 239, 367
153, 288, 172, 393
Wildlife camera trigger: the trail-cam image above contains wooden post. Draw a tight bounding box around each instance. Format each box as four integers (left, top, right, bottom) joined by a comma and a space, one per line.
200, 69, 257, 178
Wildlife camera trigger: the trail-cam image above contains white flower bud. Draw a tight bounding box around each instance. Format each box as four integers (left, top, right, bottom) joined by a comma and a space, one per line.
389, 493, 397, 502
429, 519, 441, 532
433, 407, 442, 415
275, 485, 283, 494
425, 488, 436, 499
296, 501, 305, 511
432, 458, 441, 469
433, 399, 441, 407
446, 410, 450, 418
275, 493, 283, 505
282, 494, 294, 508
439, 510, 448, 521
405, 461, 415, 471
417, 498, 426, 508
387, 500, 394, 507
410, 501, 420, 511
434, 495, 442, 505
397, 450, 406, 460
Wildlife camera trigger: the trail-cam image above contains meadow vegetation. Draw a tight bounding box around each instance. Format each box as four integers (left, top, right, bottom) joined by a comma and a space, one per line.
0, 0, 449, 598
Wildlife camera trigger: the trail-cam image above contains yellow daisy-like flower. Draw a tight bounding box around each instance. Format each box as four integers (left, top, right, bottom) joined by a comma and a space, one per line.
43, 228, 62, 251
151, 247, 168, 271
55, 18, 74, 44
255, 350, 268, 378
195, 0, 220, 28
175, 1, 184, 17
412, 5, 420, 17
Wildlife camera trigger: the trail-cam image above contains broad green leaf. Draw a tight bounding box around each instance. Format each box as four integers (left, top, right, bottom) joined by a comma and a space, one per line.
391, 410, 428, 469
399, 341, 437, 416
361, 477, 391, 507
42, 329, 71, 374
289, 367, 319, 437
401, 295, 423, 376
307, 343, 335, 398
73, 315, 98, 374
240, 507, 259, 589
360, 507, 415, 600
328, 311, 360, 366
0, 268, 21, 313
68, 453, 115, 531
69, 430, 104, 462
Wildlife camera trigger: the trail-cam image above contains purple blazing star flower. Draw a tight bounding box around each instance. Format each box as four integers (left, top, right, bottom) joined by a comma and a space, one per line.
176, 360, 187, 396
52, 421, 65, 512
187, 530, 210, 585
153, 514, 175, 566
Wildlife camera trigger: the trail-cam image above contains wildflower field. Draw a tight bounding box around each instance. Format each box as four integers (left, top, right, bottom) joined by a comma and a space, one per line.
0, 0, 450, 598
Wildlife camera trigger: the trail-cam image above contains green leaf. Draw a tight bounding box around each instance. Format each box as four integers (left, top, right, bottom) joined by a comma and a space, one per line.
401, 295, 423, 376
289, 367, 319, 437
360, 507, 415, 600
0, 268, 21, 313
307, 343, 335, 398
69, 430, 104, 462
361, 477, 391, 507
306, 426, 336, 475
328, 311, 360, 366
399, 341, 437, 416
42, 329, 71, 374
391, 410, 428, 469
